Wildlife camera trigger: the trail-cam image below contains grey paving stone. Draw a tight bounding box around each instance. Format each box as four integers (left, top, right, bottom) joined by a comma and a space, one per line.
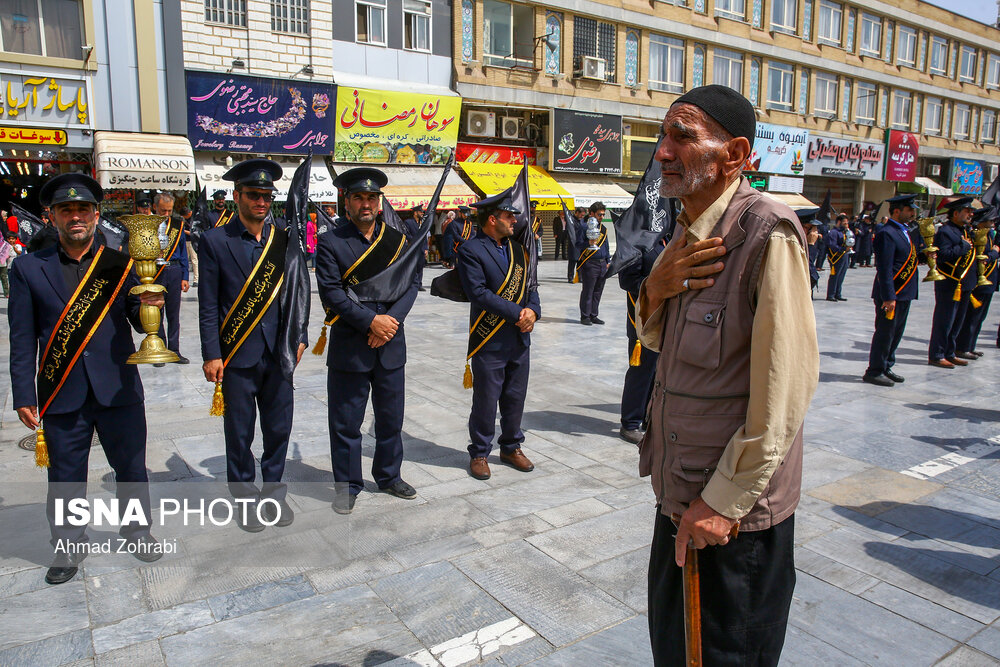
94, 640, 164, 667
493, 635, 556, 666
595, 483, 656, 510
206, 574, 315, 622
527, 615, 652, 666
778, 625, 866, 666
861, 582, 986, 643
453, 541, 632, 647
578, 547, 648, 613
968, 627, 1000, 661
534, 498, 613, 528
800, 447, 873, 490
468, 514, 553, 549
91, 601, 214, 654
306, 552, 404, 593
526, 504, 651, 571
576, 463, 641, 489
0, 581, 89, 650
934, 645, 1000, 666
86, 568, 151, 627
389, 532, 482, 569
794, 548, 881, 595
0, 566, 48, 600
463, 469, 613, 523
0, 629, 92, 666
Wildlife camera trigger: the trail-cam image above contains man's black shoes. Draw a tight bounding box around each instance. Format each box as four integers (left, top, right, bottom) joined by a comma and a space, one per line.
261, 498, 295, 527
382, 480, 417, 499
591, 317, 605, 325
862, 373, 894, 387
883, 369, 904, 383
333, 493, 357, 515
581, 317, 592, 325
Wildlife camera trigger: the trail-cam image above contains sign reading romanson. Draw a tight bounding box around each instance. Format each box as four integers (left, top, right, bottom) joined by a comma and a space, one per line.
804, 136, 885, 180
94, 131, 196, 190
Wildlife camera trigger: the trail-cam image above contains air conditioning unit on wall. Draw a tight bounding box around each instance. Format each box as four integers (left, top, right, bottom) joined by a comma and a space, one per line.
467, 111, 496, 138
575, 56, 606, 81
501, 117, 522, 140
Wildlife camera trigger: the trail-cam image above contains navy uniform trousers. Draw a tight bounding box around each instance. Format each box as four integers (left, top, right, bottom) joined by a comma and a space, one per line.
469, 343, 530, 459
929, 282, 971, 361
956, 289, 994, 354
620, 335, 658, 432
578, 261, 607, 319
866, 299, 912, 377
825, 256, 848, 299
157, 262, 183, 353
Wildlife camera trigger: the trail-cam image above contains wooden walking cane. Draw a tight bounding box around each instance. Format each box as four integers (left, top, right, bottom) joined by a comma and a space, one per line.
673, 514, 740, 667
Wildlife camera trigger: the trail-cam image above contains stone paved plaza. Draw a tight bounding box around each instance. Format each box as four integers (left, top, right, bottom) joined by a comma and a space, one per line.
0, 259, 999, 666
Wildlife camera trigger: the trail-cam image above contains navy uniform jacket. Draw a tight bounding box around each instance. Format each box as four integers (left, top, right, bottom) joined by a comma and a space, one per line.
162, 216, 190, 282
456, 231, 542, 353
198, 218, 301, 368
825, 228, 847, 254
575, 219, 610, 253
619, 243, 667, 338
8, 242, 145, 413
872, 219, 919, 302
443, 217, 472, 251
935, 222, 977, 291
315, 220, 420, 372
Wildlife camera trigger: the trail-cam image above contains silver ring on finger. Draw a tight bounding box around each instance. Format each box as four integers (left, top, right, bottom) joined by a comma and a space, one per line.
682, 278, 690, 290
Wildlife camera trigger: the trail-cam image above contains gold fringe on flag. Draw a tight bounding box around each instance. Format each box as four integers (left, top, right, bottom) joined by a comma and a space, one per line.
209, 381, 225, 416
630, 340, 642, 367
463, 362, 473, 389
311, 325, 328, 355
34, 428, 49, 468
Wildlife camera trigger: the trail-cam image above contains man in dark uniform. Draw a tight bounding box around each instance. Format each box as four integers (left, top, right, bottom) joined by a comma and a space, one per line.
205, 189, 234, 228
136, 198, 152, 215
405, 204, 427, 290
928, 197, 976, 368
316, 168, 420, 514
552, 207, 567, 260
825, 214, 850, 301
618, 240, 667, 443
152, 193, 190, 364
863, 195, 920, 386
566, 206, 586, 282
575, 202, 611, 325
9, 174, 164, 584
458, 191, 540, 480
199, 159, 306, 531
442, 205, 473, 268
955, 206, 999, 359
855, 214, 874, 267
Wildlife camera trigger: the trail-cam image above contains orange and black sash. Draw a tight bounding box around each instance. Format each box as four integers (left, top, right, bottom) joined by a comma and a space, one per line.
152, 217, 185, 282
36, 247, 134, 418
938, 233, 976, 282
626, 290, 644, 366
453, 218, 473, 253
214, 209, 235, 228
892, 240, 918, 295
322, 223, 406, 327
574, 225, 607, 281
218, 226, 288, 366
467, 238, 528, 363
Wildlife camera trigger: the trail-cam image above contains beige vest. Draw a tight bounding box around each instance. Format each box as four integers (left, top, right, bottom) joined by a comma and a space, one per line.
639, 181, 806, 532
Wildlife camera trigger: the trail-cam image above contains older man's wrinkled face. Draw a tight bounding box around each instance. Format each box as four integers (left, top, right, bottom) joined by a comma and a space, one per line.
655, 104, 729, 198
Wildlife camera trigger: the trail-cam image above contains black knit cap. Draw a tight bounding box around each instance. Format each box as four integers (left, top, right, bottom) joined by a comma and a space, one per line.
671, 85, 756, 150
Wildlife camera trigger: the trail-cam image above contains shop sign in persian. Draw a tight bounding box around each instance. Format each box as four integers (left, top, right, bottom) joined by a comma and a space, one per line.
455, 142, 536, 165
0, 126, 66, 145
185, 71, 335, 155
744, 123, 807, 175
334, 87, 461, 164
803, 136, 884, 179
884, 129, 918, 182
950, 159, 984, 195
0, 71, 91, 126
550, 109, 622, 174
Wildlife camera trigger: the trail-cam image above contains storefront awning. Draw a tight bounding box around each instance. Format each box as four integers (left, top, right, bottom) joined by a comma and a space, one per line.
457, 162, 571, 211
913, 176, 952, 196
762, 192, 817, 209
552, 176, 634, 209
94, 132, 195, 190
196, 156, 338, 201
330, 163, 477, 210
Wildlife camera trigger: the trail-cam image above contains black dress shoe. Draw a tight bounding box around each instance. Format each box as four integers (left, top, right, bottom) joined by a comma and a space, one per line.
826, 297, 838, 302
153, 363, 165, 368
955, 351, 977, 360
332, 493, 356, 515
237, 505, 266, 533
45, 566, 78, 585
126, 534, 164, 562
971, 351, 984, 358
581, 317, 592, 325
591, 317, 605, 325
174, 355, 190, 365
382, 480, 417, 499
260, 498, 294, 527
883, 369, 904, 383
837, 297, 848, 301
619, 427, 642, 444
862, 373, 894, 387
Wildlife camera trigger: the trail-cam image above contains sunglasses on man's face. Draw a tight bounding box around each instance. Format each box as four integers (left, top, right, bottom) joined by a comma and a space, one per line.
240, 191, 275, 202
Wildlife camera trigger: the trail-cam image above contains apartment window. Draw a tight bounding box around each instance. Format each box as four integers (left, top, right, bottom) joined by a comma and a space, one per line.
356, 0, 385, 44
573, 16, 617, 83
484, 1, 532, 67
771, 0, 797, 34
896, 25, 916, 67
817, 1, 841, 45
924, 97, 942, 134
271, 0, 308, 34
959, 46, 976, 82
981, 109, 997, 143
988, 54, 1000, 88
1, 0, 86, 58
891, 90, 911, 129
855, 81, 876, 123
205, 0, 247, 27
649, 34, 684, 93
929, 36, 947, 74
859, 13, 880, 57
766, 61, 794, 111
715, 0, 745, 19
403, 0, 431, 51
954, 103, 971, 139
713, 48, 743, 94
814, 72, 838, 115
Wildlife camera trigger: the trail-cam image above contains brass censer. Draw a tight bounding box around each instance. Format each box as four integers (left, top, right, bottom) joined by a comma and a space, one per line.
916, 216, 945, 282
974, 226, 992, 287
119, 214, 179, 364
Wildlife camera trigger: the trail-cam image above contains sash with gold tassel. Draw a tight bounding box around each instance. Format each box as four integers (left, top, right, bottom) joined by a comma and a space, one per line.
312, 223, 406, 355
210, 226, 288, 415
214, 209, 235, 228
970, 258, 996, 309
34, 247, 134, 467
886, 241, 918, 321
152, 217, 185, 283
574, 227, 608, 283
937, 237, 976, 302
464, 239, 528, 389
626, 291, 643, 366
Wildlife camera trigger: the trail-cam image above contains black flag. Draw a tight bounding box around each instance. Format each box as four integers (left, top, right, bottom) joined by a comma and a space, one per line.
981, 178, 1000, 210
277, 152, 313, 382
311, 199, 336, 236
380, 196, 409, 235
10, 203, 44, 246
97, 214, 128, 252
352, 160, 453, 304
509, 162, 538, 291
190, 185, 211, 241
816, 189, 833, 227
607, 151, 675, 277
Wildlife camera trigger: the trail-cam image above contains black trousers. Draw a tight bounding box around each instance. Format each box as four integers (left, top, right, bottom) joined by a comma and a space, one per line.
929, 282, 970, 361
956, 290, 994, 353
579, 261, 607, 319
567, 250, 580, 282
469, 344, 530, 458
825, 257, 847, 299
866, 299, 911, 376
554, 232, 568, 260
620, 334, 658, 431
648, 509, 796, 667
157, 263, 183, 353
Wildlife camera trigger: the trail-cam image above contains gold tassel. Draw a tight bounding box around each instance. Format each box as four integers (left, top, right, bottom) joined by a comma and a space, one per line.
573, 271, 580, 284
630, 340, 642, 367
463, 362, 473, 389
311, 325, 328, 355
886, 308, 895, 321
970, 294, 982, 309
209, 381, 225, 416
34, 428, 49, 468
829, 262, 836, 277
953, 284, 962, 302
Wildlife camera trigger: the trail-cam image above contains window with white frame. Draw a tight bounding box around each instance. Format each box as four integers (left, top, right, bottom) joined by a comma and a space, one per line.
767, 61, 794, 111
649, 34, 684, 93
924, 97, 942, 134
982, 109, 997, 143
573, 15, 617, 83
715, 0, 745, 19
271, 0, 308, 34
959, 46, 976, 82
988, 54, 1000, 88
929, 36, 947, 74
403, 0, 431, 51
713, 48, 743, 94
1, 0, 86, 57
771, 0, 796, 33
205, 0, 247, 28
484, 0, 533, 67
854, 81, 876, 122
817, 1, 842, 45
814, 72, 838, 114
891, 89, 911, 129
954, 103, 971, 138
356, 0, 385, 44
859, 13, 881, 56
896, 25, 916, 67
